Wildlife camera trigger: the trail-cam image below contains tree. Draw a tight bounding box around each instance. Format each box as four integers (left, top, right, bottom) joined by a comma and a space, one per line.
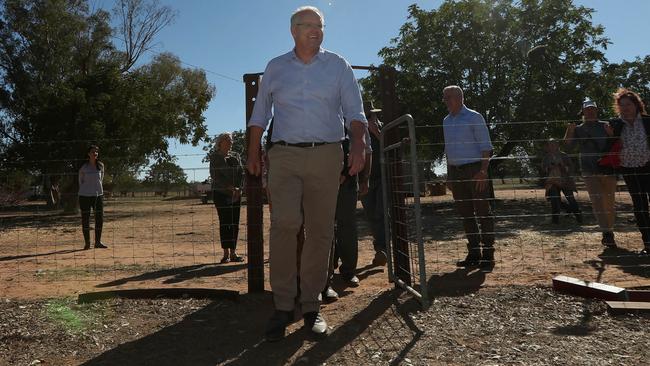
0, 0, 214, 210
363, 0, 615, 167
143, 158, 187, 195
113, 0, 177, 72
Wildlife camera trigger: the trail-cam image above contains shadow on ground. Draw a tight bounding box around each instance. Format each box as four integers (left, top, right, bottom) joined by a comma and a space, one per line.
418, 198, 639, 242
80, 289, 422, 366
583, 246, 650, 280
96, 262, 249, 288
427, 268, 487, 297
0, 248, 86, 262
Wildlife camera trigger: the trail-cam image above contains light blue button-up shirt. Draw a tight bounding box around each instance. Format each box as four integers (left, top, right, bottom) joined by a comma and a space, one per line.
443, 105, 493, 166
248, 48, 367, 143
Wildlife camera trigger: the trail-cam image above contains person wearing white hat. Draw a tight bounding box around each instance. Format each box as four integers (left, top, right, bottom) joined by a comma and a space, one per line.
564, 98, 618, 247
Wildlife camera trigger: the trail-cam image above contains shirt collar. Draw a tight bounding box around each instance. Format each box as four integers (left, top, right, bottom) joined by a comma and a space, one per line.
290, 47, 325, 64
449, 105, 468, 118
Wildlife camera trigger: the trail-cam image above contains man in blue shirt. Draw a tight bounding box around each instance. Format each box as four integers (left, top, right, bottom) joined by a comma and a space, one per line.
247, 6, 367, 341
442, 85, 495, 271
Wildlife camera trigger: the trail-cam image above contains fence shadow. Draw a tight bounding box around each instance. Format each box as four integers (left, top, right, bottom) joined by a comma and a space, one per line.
591, 247, 650, 279
80, 289, 422, 366
420, 198, 639, 243
0, 208, 135, 231
427, 268, 486, 297
96, 263, 247, 288
80, 292, 276, 366
0, 248, 85, 262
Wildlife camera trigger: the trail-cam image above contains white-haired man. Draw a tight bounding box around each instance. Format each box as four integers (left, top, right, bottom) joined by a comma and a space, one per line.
247, 6, 367, 341
442, 85, 495, 271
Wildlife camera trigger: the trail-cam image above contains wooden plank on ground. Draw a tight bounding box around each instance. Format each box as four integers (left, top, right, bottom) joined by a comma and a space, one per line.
606, 301, 650, 315
552, 275, 626, 301
626, 290, 650, 302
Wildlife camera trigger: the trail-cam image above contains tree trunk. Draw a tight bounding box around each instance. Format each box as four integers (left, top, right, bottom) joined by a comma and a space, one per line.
61, 174, 79, 214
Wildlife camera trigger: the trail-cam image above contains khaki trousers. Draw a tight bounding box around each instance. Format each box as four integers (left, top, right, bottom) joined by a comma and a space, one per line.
583, 174, 617, 232
268, 143, 342, 313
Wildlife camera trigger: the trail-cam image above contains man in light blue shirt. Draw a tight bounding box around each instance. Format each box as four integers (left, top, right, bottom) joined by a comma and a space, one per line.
246, 6, 367, 341
442, 85, 495, 271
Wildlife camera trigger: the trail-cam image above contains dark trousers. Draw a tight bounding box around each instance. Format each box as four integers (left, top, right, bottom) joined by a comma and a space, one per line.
361, 179, 387, 254
621, 163, 650, 246
79, 195, 103, 243
213, 191, 241, 250
447, 162, 495, 250
333, 177, 359, 278
547, 186, 581, 219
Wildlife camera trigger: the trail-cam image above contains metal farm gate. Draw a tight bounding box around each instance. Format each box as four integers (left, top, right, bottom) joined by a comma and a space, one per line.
381, 114, 429, 307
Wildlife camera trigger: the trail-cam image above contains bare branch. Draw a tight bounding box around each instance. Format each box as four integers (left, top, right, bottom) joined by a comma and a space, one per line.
114, 0, 176, 72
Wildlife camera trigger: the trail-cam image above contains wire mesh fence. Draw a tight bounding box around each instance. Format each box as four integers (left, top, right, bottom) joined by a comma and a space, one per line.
0, 162, 259, 298
382, 115, 650, 307
2, 115, 650, 302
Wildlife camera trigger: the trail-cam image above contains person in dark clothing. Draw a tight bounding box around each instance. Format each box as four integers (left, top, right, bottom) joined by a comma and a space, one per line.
609, 88, 650, 255
361, 100, 388, 267
541, 139, 583, 224
210, 132, 244, 263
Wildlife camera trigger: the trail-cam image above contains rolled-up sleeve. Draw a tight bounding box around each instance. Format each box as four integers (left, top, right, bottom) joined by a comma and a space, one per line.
339, 62, 367, 130
248, 64, 274, 130
472, 113, 493, 153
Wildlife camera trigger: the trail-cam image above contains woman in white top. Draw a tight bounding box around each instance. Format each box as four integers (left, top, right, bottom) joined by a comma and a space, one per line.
78, 145, 108, 249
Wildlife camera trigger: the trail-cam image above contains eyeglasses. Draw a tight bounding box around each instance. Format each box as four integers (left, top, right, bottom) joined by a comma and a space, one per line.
295, 23, 324, 30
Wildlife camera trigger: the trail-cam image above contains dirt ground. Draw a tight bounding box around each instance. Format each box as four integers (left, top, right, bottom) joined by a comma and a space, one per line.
1, 185, 650, 365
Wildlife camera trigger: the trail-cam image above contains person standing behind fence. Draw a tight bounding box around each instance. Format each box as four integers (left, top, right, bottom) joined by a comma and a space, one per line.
609, 88, 650, 255
564, 98, 617, 246
541, 139, 583, 224
78, 145, 108, 250
442, 85, 495, 271
361, 100, 388, 267
209, 132, 244, 264
324, 127, 372, 298
247, 6, 367, 341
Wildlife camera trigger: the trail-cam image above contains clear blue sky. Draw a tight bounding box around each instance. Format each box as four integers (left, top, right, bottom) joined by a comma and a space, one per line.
100, 0, 650, 182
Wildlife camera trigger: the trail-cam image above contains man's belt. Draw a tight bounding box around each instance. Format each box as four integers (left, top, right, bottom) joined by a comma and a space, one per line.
273, 141, 333, 148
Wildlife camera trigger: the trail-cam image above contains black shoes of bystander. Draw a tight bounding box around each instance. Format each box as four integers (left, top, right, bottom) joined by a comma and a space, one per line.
601, 232, 617, 248
265, 310, 294, 342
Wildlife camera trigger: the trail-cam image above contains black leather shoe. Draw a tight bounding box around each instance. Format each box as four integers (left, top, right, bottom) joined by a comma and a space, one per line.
94, 242, 108, 249
303, 312, 328, 336
371, 251, 387, 267
343, 275, 360, 287
574, 212, 583, 224
601, 232, 617, 248
265, 310, 293, 342
480, 247, 495, 272
456, 253, 480, 268
322, 286, 339, 302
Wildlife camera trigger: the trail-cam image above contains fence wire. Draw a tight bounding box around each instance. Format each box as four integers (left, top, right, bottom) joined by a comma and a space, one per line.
2, 115, 649, 302
384, 116, 650, 308
0, 164, 259, 298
